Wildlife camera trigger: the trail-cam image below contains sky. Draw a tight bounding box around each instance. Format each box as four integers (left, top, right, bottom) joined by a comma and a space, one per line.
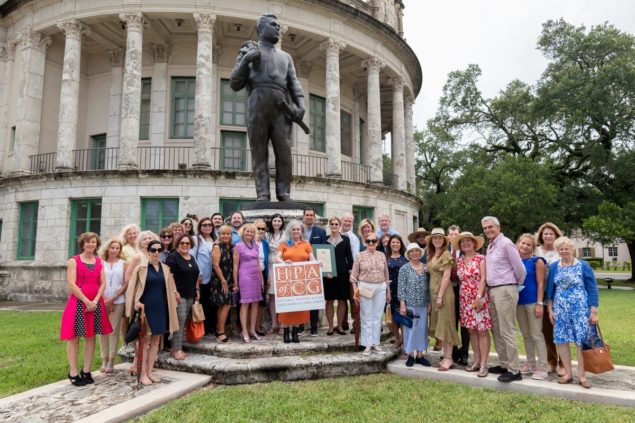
403, 0, 635, 131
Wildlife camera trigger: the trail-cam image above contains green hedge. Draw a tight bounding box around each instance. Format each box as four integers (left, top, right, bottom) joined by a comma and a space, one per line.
585, 257, 603, 269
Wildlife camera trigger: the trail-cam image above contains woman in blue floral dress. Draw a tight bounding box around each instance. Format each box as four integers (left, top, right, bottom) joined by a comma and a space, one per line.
546, 237, 599, 389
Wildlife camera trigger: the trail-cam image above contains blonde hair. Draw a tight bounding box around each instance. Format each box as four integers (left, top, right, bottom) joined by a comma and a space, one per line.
119, 224, 140, 246
216, 224, 233, 245
100, 237, 124, 260
328, 216, 342, 226
135, 230, 159, 252
516, 233, 536, 253
239, 223, 257, 243
357, 218, 376, 240
554, 236, 575, 252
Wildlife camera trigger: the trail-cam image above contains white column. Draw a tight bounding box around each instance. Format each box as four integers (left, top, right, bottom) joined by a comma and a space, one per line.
0, 41, 16, 175
352, 86, 363, 164
390, 77, 406, 191
12, 28, 51, 175
106, 48, 124, 151
362, 56, 385, 184
148, 44, 170, 148
55, 19, 89, 171
192, 13, 216, 169
404, 93, 416, 193
321, 38, 346, 177
294, 59, 313, 156
118, 12, 145, 170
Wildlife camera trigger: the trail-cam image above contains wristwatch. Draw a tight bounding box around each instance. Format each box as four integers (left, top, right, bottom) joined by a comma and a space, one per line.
536, 301, 544, 306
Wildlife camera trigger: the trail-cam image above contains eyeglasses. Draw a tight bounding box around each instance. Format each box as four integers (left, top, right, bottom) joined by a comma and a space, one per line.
366, 239, 378, 244
183, 222, 192, 226
160, 234, 173, 239
257, 227, 266, 231
179, 242, 191, 246
329, 222, 340, 226
201, 223, 213, 227
149, 248, 163, 253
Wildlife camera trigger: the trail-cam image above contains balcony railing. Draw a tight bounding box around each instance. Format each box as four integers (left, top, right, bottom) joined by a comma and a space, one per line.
29, 147, 371, 184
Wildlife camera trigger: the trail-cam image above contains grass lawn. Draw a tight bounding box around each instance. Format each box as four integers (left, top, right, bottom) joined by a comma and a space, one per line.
136, 374, 635, 422
1, 290, 634, 420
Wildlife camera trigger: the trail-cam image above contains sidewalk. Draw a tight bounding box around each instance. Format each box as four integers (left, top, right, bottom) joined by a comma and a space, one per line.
0, 301, 65, 311
0, 364, 210, 422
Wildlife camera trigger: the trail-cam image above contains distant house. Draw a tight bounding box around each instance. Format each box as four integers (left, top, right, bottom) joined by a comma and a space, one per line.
570, 234, 631, 264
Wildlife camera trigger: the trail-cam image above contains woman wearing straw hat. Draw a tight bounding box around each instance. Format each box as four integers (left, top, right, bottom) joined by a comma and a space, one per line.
426, 228, 460, 371
453, 232, 491, 377
398, 243, 432, 367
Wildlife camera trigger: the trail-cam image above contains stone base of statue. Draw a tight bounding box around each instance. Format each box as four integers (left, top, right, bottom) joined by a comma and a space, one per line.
242, 200, 308, 211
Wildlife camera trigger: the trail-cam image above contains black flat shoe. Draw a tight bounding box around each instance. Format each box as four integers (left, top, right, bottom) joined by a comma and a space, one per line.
292, 327, 300, 343
68, 373, 85, 386
336, 329, 347, 335
283, 327, 291, 343
80, 370, 94, 384
327, 330, 334, 336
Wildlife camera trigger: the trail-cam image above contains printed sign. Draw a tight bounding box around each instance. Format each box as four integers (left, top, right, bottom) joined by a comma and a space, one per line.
273, 260, 325, 313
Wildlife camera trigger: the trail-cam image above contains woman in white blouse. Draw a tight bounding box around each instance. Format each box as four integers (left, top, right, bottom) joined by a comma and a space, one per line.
98, 238, 128, 373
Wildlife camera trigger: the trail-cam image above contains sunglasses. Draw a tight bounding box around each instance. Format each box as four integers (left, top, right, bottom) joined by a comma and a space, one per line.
366, 239, 378, 244
329, 222, 340, 226
179, 242, 191, 246
257, 227, 266, 231
149, 247, 163, 253
160, 234, 173, 239
201, 223, 213, 227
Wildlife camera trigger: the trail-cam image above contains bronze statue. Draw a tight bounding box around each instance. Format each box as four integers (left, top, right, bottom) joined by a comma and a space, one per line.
230, 13, 308, 202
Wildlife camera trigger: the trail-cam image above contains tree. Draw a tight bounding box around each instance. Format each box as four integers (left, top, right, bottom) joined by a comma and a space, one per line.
583, 201, 635, 280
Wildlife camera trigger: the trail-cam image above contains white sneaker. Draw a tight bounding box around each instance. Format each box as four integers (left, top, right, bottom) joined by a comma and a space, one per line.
531, 369, 549, 380
362, 346, 372, 356
373, 345, 387, 355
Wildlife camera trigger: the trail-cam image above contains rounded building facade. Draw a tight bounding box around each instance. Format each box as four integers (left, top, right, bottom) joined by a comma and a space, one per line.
0, 0, 421, 301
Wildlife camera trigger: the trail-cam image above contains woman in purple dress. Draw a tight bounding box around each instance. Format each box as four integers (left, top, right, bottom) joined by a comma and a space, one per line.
233, 223, 265, 343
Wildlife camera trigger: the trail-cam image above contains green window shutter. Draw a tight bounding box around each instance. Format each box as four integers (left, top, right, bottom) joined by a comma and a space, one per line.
220, 79, 247, 126
141, 198, 180, 233
310, 95, 326, 152
352, 206, 374, 233
340, 110, 352, 157
139, 78, 152, 140
302, 202, 325, 217
17, 202, 39, 260
220, 131, 247, 171
68, 198, 102, 257
170, 77, 196, 139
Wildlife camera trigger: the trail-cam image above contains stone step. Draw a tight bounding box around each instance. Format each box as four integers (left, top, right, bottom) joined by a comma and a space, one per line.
152, 347, 398, 385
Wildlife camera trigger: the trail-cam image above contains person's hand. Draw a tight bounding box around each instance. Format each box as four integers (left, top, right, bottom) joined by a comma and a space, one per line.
233, 286, 240, 292
175, 292, 181, 304
326, 273, 333, 279
104, 296, 114, 307
427, 303, 432, 315
292, 104, 305, 122
275, 257, 283, 263
84, 299, 96, 312
243, 48, 261, 64
221, 282, 229, 294
474, 296, 484, 311
386, 290, 390, 304
589, 313, 599, 325
285, 260, 293, 264
535, 304, 544, 318
436, 297, 443, 308
549, 310, 555, 325
399, 304, 406, 316
196, 290, 201, 302
134, 301, 142, 311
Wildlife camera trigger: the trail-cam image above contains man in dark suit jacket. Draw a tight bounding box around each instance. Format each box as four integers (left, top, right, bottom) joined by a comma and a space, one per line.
303, 208, 327, 336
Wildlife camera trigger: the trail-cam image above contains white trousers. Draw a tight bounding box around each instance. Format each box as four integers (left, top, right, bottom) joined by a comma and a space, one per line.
359, 281, 387, 347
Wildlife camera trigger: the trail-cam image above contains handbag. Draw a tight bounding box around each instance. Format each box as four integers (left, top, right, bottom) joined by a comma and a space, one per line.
581, 324, 614, 374
125, 310, 141, 344
186, 310, 205, 344
191, 302, 205, 322
358, 286, 374, 299
393, 311, 413, 329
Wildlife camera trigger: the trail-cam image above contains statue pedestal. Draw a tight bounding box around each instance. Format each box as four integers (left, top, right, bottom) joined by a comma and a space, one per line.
241, 201, 308, 222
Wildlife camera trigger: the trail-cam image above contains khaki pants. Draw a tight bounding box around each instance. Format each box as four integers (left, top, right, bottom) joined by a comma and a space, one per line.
99, 303, 125, 362
488, 285, 520, 373
516, 303, 547, 370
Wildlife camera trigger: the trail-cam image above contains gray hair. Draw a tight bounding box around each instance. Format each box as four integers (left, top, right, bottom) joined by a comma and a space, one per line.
342, 212, 354, 220
448, 224, 461, 232
481, 216, 500, 227
284, 220, 305, 242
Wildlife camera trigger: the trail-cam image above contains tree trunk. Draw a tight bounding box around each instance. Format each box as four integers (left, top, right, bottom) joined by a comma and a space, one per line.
627, 240, 635, 281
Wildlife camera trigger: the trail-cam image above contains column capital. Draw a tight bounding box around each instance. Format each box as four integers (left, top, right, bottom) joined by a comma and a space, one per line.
295, 59, 313, 79
119, 12, 146, 33
362, 56, 385, 73
320, 37, 347, 54
107, 48, 125, 67
193, 13, 217, 33
404, 94, 415, 107
57, 19, 90, 41
148, 44, 171, 63
0, 40, 17, 61
17, 28, 51, 51
389, 77, 404, 91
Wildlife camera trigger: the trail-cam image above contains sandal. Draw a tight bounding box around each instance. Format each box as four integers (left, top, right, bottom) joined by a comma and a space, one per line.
465, 363, 480, 372
216, 333, 229, 343
579, 379, 592, 389
336, 329, 347, 335
477, 367, 489, 378
558, 376, 573, 384
327, 330, 334, 336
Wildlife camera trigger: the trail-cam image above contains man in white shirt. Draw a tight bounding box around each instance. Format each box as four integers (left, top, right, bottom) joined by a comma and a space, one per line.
341, 212, 360, 260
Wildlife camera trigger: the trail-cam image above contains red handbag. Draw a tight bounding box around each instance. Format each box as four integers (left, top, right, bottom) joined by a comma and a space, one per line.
186, 317, 204, 343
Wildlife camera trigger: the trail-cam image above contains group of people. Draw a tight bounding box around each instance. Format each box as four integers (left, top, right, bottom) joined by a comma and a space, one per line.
59, 211, 600, 390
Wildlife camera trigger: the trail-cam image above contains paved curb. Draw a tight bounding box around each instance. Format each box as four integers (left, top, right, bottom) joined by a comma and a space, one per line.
387, 360, 635, 408
0, 364, 211, 422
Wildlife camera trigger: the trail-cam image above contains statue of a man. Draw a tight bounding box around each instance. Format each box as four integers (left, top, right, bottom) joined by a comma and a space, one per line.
230, 13, 305, 202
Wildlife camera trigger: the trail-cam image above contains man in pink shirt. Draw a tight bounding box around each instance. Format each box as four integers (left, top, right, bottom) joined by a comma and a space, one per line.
482, 216, 527, 383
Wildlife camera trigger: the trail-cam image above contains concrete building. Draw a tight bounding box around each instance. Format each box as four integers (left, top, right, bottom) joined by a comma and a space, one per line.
0, 0, 422, 301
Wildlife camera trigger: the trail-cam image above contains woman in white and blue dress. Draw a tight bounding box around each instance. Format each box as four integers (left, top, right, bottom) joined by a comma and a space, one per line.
398, 243, 431, 367
192, 217, 216, 335
546, 236, 599, 389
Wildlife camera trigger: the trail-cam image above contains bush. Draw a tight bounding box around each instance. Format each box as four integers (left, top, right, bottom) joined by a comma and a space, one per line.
585, 257, 603, 269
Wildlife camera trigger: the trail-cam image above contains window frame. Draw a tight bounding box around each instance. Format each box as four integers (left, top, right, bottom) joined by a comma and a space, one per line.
17, 201, 39, 260
170, 77, 196, 139
220, 131, 247, 171
309, 94, 326, 152
340, 109, 352, 157
139, 77, 152, 140
68, 198, 102, 257
352, 205, 374, 233
219, 198, 255, 218
140, 197, 180, 233
220, 79, 248, 127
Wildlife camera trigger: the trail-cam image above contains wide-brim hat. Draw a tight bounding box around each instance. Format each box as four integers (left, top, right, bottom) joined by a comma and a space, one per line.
451, 231, 485, 252
424, 227, 449, 245
408, 227, 430, 243
405, 242, 425, 259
